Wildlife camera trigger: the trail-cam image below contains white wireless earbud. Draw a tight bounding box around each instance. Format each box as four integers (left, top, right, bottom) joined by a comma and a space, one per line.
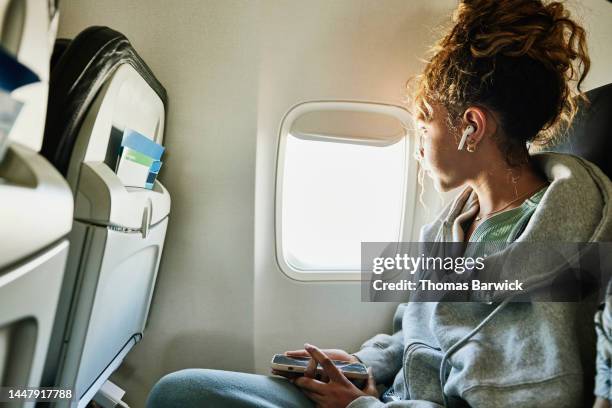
457, 125, 475, 151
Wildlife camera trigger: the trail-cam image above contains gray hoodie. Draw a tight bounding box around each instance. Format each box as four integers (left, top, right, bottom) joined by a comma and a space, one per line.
349, 152, 612, 408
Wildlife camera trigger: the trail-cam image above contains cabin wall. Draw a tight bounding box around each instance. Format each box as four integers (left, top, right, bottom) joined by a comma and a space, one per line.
57, 1, 612, 407
578, 0, 612, 90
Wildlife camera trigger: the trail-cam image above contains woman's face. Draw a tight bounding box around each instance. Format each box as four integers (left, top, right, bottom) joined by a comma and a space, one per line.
416, 104, 473, 191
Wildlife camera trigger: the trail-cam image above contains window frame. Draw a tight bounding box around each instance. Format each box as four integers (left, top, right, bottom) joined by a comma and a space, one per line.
274, 100, 418, 281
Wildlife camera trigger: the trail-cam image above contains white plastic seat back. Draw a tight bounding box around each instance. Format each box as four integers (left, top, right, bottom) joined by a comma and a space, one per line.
39, 27, 170, 408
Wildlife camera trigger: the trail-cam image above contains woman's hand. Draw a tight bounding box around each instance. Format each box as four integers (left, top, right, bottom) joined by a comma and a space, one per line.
271, 346, 361, 381
290, 343, 379, 408
285, 348, 360, 364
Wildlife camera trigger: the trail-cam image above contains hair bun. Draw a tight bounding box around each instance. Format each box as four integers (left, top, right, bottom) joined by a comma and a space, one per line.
414, 0, 590, 165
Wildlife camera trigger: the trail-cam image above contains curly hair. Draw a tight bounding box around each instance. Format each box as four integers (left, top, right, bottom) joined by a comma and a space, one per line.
412, 0, 590, 166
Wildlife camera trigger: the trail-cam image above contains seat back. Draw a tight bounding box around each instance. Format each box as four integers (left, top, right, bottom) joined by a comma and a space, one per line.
40, 26, 170, 408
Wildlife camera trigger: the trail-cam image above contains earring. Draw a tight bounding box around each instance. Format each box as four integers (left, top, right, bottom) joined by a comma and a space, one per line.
466, 140, 476, 152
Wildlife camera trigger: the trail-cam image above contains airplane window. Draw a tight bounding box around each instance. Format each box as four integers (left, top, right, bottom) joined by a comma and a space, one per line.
276, 102, 414, 280
281, 135, 406, 272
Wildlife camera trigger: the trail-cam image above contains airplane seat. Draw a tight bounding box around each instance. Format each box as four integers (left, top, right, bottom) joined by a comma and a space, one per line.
0, 1, 73, 405
50, 38, 71, 72
547, 83, 612, 179
39, 26, 170, 408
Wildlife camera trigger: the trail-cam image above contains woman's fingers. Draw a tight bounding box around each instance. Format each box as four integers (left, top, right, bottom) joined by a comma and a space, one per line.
304, 355, 317, 378
284, 349, 309, 357
294, 376, 326, 394
304, 343, 346, 383
270, 369, 301, 380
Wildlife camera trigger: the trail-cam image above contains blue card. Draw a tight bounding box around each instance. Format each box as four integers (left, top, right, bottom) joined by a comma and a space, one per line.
121, 128, 165, 161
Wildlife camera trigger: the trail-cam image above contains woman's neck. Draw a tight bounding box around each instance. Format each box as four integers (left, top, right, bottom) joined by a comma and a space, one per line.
469, 161, 548, 215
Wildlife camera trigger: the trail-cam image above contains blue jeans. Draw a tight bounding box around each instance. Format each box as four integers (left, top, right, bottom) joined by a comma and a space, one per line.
146, 369, 316, 408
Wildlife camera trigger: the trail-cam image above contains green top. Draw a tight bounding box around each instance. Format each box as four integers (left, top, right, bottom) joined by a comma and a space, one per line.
469, 186, 548, 243
463, 186, 548, 257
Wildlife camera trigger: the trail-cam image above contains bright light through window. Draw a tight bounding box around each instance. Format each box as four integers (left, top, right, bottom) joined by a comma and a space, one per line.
280, 134, 407, 272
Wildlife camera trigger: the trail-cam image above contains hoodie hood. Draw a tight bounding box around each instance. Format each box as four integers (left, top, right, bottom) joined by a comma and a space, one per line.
421, 151, 612, 302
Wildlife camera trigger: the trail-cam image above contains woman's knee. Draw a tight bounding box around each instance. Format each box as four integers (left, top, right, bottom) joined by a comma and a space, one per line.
146, 368, 311, 408
146, 368, 224, 408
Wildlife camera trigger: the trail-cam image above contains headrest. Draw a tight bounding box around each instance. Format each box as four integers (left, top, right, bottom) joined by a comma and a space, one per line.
547, 83, 612, 179
41, 26, 167, 176
50, 38, 71, 71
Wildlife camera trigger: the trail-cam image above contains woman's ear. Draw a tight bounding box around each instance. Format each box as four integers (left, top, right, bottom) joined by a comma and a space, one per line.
462, 107, 490, 148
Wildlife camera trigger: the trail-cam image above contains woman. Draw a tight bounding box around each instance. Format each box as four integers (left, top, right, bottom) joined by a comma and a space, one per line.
147, 1, 612, 406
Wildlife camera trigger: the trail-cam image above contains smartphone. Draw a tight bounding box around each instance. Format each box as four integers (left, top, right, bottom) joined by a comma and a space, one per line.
270, 354, 368, 380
